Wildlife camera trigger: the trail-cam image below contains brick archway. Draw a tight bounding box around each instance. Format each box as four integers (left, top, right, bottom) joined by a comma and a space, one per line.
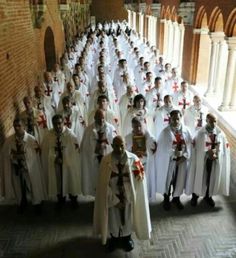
225, 8, 236, 37
208, 7, 224, 32
194, 6, 208, 28
44, 26, 56, 71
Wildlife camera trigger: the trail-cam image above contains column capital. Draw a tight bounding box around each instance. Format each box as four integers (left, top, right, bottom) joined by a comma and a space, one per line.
193, 28, 209, 35
173, 21, 179, 27
160, 18, 166, 23
209, 31, 225, 42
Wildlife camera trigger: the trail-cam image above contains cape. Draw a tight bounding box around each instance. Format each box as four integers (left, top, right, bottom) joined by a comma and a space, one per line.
185, 126, 230, 196
93, 151, 152, 244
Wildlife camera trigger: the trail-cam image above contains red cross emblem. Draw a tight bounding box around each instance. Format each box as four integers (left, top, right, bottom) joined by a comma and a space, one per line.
45, 86, 52, 96
37, 114, 47, 128
178, 98, 190, 109
64, 115, 72, 128
172, 82, 179, 92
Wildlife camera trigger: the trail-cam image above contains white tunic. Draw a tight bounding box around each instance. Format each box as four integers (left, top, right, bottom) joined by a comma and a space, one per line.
32, 95, 55, 129
151, 105, 175, 140
20, 108, 48, 144
94, 151, 152, 244
119, 93, 136, 128
184, 105, 208, 137
154, 125, 192, 198
60, 107, 86, 144
173, 90, 193, 112
1, 132, 46, 204
41, 127, 81, 198
80, 122, 117, 196
108, 154, 132, 237
185, 126, 230, 196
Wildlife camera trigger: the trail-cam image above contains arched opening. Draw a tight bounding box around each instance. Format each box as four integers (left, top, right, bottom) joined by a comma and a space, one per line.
225, 8, 236, 37
209, 7, 223, 32
44, 26, 56, 72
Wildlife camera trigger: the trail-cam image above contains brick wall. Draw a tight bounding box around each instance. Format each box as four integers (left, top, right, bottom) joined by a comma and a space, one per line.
0, 0, 89, 145
91, 0, 128, 23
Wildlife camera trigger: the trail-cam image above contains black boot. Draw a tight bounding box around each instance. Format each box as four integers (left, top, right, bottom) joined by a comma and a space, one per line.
56, 194, 66, 210
34, 203, 42, 215
204, 196, 215, 207
191, 193, 199, 207
122, 235, 134, 252
69, 194, 78, 209
163, 194, 171, 211
17, 197, 28, 214
106, 235, 118, 252
172, 196, 184, 210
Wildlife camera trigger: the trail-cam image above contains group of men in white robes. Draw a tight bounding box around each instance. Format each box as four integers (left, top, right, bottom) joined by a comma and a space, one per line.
0, 21, 231, 253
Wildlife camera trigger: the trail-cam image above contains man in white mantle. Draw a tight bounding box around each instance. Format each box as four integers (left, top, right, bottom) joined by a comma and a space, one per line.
186, 113, 230, 207
154, 110, 192, 210
41, 114, 81, 208
93, 136, 151, 252
80, 109, 117, 196
1, 117, 46, 213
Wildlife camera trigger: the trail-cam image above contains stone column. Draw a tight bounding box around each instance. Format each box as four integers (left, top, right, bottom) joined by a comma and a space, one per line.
147, 16, 151, 42
172, 21, 180, 67
150, 16, 154, 45
204, 32, 224, 97
166, 20, 174, 63
127, 10, 131, 28
214, 38, 228, 95
136, 12, 139, 32
133, 11, 136, 31
149, 16, 153, 45
138, 12, 141, 34
140, 13, 144, 40
130, 11, 133, 28
218, 37, 236, 111
229, 69, 236, 110
178, 23, 185, 72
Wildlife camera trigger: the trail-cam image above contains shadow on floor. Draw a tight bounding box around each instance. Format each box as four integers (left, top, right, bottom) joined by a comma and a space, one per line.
28, 237, 140, 258
0, 200, 94, 226
149, 196, 225, 220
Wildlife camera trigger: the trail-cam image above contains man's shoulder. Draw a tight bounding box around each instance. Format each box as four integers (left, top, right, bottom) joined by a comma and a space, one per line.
125, 150, 139, 161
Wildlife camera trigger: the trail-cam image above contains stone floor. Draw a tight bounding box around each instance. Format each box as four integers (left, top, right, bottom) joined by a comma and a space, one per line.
0, 193, 235, 258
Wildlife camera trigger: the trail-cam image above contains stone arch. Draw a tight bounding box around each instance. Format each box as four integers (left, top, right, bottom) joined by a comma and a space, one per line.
225, 8, 236, 37
208, 7, 224, 32
195, 6, 208, 29
44, 26, 56, 71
